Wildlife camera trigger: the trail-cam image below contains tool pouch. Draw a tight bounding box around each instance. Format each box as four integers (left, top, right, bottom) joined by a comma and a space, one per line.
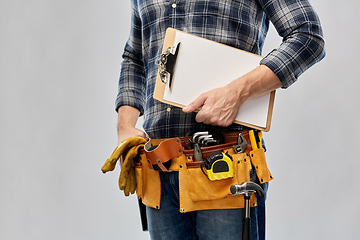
135, 136, 273, 213
249, 148, 274, 184
178, 147, 257, 213
135, 155, 161, 210
134, 138, 182, 210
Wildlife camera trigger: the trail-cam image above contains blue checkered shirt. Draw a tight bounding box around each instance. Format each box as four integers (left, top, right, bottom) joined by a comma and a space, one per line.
116, 0, 325, 139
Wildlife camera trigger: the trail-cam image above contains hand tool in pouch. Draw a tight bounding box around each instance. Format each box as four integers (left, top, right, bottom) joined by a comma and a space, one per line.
230, 181, 266, 240
249, 130, 263, 150
201, 151, 234, 181
233, 132, 248, 154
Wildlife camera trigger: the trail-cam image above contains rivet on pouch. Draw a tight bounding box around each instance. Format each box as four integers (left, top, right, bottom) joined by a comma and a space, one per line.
181, 208, 184, 213
237, 160, 240, 164
157, 159, 161, 163
179, 149, 182, 153
180, 165, 183, 168
177, 139, 180, 143
156, 206, 159, 209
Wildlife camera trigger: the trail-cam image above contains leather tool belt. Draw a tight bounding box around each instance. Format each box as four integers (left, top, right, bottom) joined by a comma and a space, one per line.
135, 130, 273, 213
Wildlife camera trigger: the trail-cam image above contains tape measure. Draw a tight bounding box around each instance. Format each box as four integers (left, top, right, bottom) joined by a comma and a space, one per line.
201, 152, 233, 181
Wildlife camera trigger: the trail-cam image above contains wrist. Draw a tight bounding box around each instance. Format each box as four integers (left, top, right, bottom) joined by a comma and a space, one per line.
117, 106, 143, 143
226, 73, 252, 106
230, 65, 282, 103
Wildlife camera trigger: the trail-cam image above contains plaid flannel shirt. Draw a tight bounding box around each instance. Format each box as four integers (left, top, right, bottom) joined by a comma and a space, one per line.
116, 0, 325, 139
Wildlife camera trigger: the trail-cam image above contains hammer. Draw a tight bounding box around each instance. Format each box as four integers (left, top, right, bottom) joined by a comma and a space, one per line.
230, 182, 265, 240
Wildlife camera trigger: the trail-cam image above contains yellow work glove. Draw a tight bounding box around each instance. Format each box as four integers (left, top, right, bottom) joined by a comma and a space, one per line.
101, 136, 147, 196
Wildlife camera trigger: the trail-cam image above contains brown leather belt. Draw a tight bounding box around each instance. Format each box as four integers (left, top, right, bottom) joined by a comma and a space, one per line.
139, 130, 252, 172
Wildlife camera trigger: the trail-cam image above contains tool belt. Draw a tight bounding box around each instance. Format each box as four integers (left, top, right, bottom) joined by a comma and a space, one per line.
135, 130, 273, 213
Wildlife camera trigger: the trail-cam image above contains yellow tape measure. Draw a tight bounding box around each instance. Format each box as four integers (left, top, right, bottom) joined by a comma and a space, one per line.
201, 152, 233, 181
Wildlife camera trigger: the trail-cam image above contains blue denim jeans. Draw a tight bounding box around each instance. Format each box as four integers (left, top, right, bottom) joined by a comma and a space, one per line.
146, 171, 268, 240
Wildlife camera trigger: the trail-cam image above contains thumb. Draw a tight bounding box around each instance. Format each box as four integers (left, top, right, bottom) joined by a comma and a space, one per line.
182, 95, 205, 113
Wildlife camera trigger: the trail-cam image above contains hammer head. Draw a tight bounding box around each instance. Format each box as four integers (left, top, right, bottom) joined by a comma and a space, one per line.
230, 182, 266, 197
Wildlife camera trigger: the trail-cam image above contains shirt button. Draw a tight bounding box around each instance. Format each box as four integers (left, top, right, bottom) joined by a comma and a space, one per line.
172, 3, 177, 8
166, 107, 172, 112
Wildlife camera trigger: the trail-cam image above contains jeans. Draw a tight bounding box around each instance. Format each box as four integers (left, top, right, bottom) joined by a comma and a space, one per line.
146, 171, 268, 240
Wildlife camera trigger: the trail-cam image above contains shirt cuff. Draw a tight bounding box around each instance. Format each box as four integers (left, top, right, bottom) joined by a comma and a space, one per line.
260, 52, 296, 89
115, 91, 145, 115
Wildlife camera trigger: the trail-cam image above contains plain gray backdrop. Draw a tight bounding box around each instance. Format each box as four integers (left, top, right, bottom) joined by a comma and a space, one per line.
1, 0, 359, 239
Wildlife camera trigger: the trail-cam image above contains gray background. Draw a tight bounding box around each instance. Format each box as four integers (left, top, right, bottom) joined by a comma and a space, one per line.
0, 0, 358, 239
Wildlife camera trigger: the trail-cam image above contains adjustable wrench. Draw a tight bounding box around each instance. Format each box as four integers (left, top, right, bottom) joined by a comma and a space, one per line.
233, 133, 247, 154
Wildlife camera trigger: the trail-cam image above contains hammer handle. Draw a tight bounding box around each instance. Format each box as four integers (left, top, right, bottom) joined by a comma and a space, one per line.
243, 194, 251, 240
242, 217, 250, 240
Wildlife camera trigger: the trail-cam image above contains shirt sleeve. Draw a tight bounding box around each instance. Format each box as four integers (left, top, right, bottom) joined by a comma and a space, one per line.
115, 0, 146, 114
258, 0, 326, 88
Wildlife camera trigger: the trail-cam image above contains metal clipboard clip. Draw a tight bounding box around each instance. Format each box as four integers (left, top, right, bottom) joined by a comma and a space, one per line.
155, 42, 181, 90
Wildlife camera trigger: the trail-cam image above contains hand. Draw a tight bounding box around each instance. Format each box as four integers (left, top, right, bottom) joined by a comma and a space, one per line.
182, 65, 283, 127
182, 82, 248, 127
118, 126, 148, 145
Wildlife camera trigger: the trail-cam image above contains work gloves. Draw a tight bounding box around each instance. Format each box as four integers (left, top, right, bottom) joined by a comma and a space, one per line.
101, 136, 147, 196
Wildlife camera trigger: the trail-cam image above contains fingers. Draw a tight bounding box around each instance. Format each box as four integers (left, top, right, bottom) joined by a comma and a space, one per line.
195, 108, 234, 127
182, 88, 239, 127
182, 94, 215, 125
182, 94, 205, 113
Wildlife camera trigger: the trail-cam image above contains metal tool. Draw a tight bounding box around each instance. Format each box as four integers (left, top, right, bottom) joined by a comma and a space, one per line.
230, 181, 265, 240
192, 131, 209, 143
192, 132, 209, 162
198, 134, 218, 147
193, 143, 203, 162
197, 134, 212, 144
184, 139, 193, 150
232, 133, 248, 154
191, 131, 225, 161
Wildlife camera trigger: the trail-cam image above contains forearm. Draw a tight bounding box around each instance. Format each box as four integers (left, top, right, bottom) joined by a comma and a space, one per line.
117, 106, 140, 131
117, 105, 146, 144
231, 64, 282, 105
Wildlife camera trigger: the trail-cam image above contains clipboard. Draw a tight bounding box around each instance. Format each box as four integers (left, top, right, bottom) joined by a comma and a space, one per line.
154, 28, 275, 132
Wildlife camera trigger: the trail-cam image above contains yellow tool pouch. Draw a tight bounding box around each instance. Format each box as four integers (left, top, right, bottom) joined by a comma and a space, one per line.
178, 149, 256, 213
135, 134, 274, 213
135, 155, 162, 209
250, 148, 274, 184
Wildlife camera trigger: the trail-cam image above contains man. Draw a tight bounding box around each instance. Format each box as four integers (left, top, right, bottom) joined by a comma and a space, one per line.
115, 0, 325, 239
